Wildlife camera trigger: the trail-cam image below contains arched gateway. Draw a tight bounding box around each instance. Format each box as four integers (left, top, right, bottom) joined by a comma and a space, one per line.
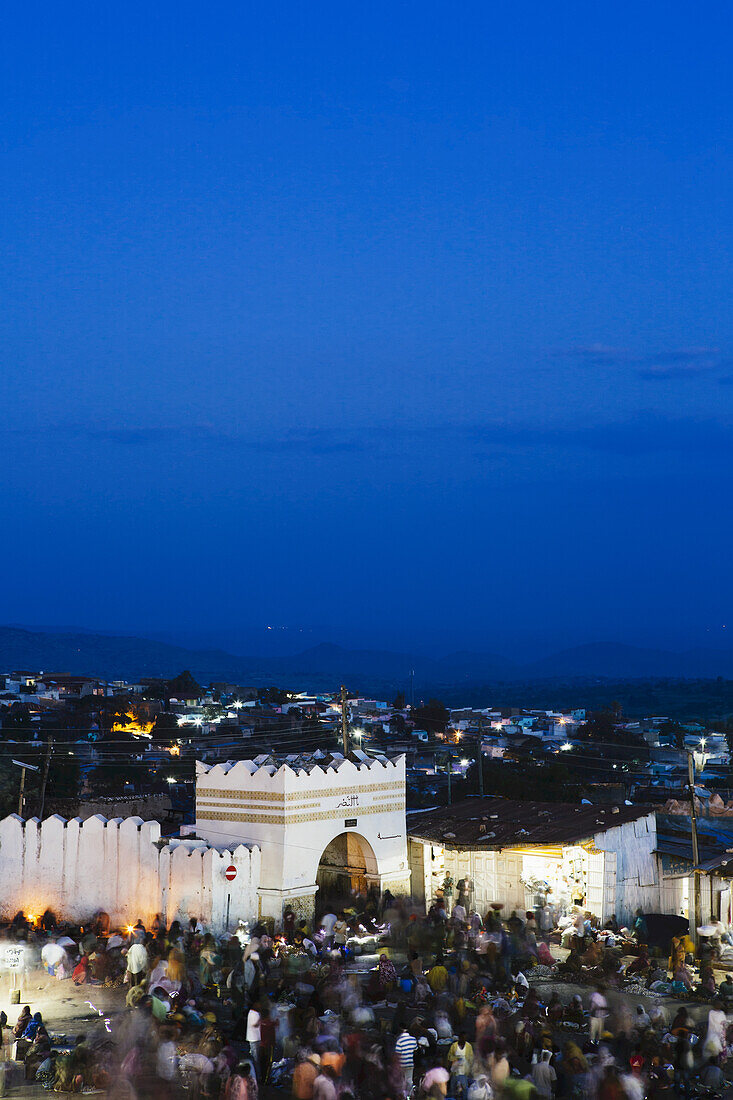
194, 750, 410, 923
316, 831, 379, 914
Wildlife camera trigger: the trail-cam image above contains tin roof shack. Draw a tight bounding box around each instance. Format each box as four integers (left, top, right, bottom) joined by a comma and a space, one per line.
407, 797, 658, 927
656, 811, 733, 930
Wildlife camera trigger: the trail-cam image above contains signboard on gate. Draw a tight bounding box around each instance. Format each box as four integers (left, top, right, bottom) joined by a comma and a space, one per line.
224, 865, 237, 881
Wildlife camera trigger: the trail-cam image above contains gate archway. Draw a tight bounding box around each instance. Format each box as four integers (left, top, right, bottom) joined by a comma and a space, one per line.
316, 831, 379, 913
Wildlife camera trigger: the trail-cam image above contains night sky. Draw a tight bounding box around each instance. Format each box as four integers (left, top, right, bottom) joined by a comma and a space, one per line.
2, 2, 732, 656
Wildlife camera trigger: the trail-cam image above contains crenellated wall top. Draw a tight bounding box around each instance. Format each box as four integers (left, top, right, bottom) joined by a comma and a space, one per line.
196, 750, 405, 794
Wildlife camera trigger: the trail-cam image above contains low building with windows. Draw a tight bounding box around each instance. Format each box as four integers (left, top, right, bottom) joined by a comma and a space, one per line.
407, 797, 658, 925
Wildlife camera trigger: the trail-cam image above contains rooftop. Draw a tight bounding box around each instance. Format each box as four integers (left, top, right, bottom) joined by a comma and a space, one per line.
197, 748, 398, 777
407, 796, 652, 850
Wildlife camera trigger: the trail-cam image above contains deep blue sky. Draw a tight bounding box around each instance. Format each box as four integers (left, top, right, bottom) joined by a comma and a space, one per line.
2, 2, 732, 656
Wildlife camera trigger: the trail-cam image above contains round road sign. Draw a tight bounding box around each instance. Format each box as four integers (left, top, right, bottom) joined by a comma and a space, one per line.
224, 865, 237, 881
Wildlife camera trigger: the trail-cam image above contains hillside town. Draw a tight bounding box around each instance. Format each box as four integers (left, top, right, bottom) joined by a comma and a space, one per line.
1, 668, 733, 1092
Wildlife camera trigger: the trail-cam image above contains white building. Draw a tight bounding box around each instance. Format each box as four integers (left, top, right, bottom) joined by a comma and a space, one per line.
408, 798, 659, 925
194, 750, 410, 923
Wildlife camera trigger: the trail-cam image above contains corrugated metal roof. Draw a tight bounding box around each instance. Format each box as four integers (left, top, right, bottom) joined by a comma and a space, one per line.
655, 813, 733, 873
407, 796, 652, 850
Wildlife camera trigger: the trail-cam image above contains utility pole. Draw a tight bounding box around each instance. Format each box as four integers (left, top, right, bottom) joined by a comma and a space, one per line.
477, 715, 484, 798
18, 767, 27, 817
39, 737, 53, 819
687, 751, 701, 951
446, 752, 452, 806
340, 685, 349, 755
12, 759, 40, 818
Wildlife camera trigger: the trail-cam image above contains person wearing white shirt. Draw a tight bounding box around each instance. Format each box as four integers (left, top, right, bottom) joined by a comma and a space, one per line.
125, 942, 148, 986
246, 1002, 262, 1073
321, 910, 338, 950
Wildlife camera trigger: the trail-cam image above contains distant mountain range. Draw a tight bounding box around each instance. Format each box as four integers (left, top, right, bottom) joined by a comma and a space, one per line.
3, 625, 733, 695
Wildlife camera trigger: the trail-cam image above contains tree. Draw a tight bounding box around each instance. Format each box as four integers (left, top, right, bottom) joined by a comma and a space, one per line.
167, 671, 201, 699
258, 686, 290, 705
413, 699, 449, 735
392, 692, 406, 710
576, 710, 617, 741
1, 703, 35, 741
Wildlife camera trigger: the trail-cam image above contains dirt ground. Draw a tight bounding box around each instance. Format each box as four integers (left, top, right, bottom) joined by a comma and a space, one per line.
0, 968, 126, 1096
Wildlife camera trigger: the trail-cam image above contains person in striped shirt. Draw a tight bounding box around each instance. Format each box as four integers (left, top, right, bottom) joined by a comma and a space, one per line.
394, 1026, 418, 1096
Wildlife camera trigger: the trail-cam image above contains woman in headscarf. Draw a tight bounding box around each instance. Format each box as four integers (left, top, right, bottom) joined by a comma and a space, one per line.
625, 944, 650, 977
13, 1006, 31, 1038
199, 934, 220, 987
668, 935, 685, 974
22, 1012, 43, 1041
24, 1023, 51, 1080
377, 954, 397, 993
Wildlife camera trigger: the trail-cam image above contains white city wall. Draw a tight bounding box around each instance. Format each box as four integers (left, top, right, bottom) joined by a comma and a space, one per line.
0, 814, 259, 933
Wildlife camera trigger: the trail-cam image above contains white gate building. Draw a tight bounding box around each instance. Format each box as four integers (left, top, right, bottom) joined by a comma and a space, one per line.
194, 750, 410, 922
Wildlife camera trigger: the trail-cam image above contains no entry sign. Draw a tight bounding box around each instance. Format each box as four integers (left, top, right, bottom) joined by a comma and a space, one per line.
224, 865, 237, 881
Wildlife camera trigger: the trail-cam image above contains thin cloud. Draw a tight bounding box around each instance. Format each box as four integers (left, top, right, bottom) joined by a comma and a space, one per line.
558, 344, 630, 366
636, 347, 722, 380
468, 415, 733, 458
12, 415, 732, 463
557, 343, 727, 381
14, 422, 367, 456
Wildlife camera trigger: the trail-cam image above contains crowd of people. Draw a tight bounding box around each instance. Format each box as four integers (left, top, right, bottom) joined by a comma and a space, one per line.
1, 895, 733, 1097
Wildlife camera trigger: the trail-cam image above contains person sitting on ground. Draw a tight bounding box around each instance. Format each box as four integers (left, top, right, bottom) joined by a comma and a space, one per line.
24, 1024, 51, 1080
22, 1012, 43, 1041
698, 1053, 724, 1091
671, 962, 694, 992
719, 973, 733, 1002
698, 960, 717, 997
13, 1006, 31, 1038
625, 945, 650, 977
564, 994, 584, 1027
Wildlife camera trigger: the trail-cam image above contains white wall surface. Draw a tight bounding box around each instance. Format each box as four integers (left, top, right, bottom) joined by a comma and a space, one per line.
0, 814, 260, 933
593, 813, 660, 923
